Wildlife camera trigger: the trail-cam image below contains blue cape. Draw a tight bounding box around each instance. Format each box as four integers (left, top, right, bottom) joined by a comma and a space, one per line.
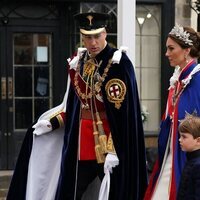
145, 61, 200, 199
7, 45, 148, 200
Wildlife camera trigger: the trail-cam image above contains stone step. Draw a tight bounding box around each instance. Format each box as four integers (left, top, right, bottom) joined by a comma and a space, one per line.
0, 171, 13, 199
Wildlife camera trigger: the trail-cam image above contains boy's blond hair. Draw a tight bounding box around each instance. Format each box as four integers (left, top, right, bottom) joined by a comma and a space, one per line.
179, 112, 200, 139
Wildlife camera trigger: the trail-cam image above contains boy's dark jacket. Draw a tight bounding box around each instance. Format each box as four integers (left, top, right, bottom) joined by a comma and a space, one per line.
177, 149, 200, 200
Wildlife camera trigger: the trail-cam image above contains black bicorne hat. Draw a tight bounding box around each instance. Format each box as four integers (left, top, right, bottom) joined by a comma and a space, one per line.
74, 12, 110, 35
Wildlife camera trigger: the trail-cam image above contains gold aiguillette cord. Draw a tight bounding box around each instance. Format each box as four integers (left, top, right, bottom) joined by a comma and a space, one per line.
92, 120, 105, 163
95, 111, 107, 154
89, 88, 105, 164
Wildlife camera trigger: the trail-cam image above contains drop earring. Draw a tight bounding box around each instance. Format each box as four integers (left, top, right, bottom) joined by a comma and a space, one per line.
185, 54, 189, 63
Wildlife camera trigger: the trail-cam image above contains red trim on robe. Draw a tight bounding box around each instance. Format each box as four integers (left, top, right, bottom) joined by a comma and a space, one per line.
143, 160, 160, 200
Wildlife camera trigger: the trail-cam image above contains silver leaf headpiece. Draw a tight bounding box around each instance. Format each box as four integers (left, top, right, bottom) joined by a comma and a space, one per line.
169, 24, 193, 46
178, 110, 198, 123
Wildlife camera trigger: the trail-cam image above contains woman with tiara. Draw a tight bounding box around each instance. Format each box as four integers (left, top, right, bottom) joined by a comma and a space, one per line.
144, 24, 200, 199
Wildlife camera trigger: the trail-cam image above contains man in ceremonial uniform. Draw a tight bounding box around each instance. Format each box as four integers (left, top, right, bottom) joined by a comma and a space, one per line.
7, 12, 147, 200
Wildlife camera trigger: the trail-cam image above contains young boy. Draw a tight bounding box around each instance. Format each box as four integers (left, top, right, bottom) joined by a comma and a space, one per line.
177, 113, 200, 200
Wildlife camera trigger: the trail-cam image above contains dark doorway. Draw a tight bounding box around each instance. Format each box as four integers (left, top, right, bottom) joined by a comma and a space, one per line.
0, 3, 63, 169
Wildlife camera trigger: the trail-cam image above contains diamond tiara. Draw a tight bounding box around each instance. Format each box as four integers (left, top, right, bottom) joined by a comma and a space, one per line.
169, 24, 193, 46
179, 110, 198, 124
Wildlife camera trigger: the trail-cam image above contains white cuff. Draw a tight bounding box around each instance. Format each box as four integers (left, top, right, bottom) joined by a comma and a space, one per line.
104, 153, 119, 174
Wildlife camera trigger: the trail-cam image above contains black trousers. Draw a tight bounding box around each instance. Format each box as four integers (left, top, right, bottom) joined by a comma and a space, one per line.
75, 160, 104, 200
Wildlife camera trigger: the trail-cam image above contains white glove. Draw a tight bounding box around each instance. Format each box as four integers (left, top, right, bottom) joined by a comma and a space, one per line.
104, 153, 119, 174
32, 120, 52, 135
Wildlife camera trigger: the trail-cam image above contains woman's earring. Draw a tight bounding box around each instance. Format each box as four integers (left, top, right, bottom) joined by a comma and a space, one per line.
185, 54, 189, 63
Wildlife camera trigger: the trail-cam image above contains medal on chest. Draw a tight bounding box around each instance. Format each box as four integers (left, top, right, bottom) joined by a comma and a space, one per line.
74, 58, 112, 109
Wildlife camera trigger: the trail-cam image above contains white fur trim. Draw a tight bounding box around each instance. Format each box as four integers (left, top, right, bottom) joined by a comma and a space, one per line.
112, 46, 128, 64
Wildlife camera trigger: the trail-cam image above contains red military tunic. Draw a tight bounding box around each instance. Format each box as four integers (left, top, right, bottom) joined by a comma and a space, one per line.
69, 59, 111, 161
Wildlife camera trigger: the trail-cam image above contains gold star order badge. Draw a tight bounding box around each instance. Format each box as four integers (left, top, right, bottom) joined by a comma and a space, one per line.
105, 78, 126, 109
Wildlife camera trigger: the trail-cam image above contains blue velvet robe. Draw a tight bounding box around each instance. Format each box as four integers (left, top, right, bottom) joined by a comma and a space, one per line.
7, 45, 147, 200
56, 45, 147, 199
144, 61, 200, 200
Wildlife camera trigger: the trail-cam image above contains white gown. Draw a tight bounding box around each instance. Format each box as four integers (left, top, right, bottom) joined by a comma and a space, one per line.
152, 133, 172, 200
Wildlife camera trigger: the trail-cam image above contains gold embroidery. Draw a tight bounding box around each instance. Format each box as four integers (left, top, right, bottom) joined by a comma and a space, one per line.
105, 79, 126, 109
107, 133, 116, 154
74, 59, 112, 107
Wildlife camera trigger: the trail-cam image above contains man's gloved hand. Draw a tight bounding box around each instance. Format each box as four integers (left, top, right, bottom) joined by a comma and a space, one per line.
104, 153, 119, 174
32, 120, 52, 135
